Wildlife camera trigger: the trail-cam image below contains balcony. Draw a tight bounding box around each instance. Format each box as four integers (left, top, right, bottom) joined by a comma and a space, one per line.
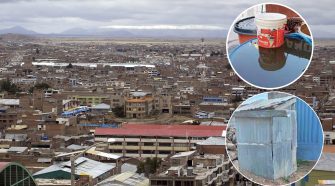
157, 146, 173, 151
109, 145, 123, 150
141, 146, 156, 150
124, 138, 141, 142
124, 146, 140, 150
173, 139, 189, 143
95, 137, 108, 142
156, 139, 173, 143
141, 138, 157, 142
173, 146, 189, 151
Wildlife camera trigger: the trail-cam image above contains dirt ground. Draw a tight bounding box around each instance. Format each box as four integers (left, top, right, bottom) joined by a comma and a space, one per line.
233, 159, 316, 185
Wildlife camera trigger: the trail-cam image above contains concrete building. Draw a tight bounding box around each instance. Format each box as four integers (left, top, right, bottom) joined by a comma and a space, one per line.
97, 171, 149, 186
150, 151, 230, 186
322, 118, 335, 145
62, 99, 80, 111
71, 94, 109, 106
95, 124, 225, 158
0, 99, 20, 109
0, 106, 17, 130
172, 103, 192, 115
154, 93, 172, 114
125, 92, 154, 118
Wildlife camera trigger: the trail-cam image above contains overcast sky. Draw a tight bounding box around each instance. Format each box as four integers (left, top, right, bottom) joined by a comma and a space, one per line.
0, 0, 333, 35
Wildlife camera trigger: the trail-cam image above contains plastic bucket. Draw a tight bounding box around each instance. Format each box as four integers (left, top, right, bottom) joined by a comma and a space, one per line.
255, 13, 287, 48
234, 17, 257, 44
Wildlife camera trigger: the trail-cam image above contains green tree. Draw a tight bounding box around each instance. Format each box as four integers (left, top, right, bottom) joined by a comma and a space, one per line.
29, 83, 51, 93
0, 79, 20, 94
66, 63, 73, 68
34, 83, 50, 90
137, 157, 161, 177
112, 105, 125, 118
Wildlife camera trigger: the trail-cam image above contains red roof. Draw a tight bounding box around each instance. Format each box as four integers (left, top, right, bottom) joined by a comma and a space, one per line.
0, 162, 10, 172
95, 124, 225, 137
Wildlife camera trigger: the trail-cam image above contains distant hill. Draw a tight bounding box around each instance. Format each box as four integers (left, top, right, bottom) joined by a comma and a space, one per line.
60, 28, 135, 37
0, 26, 226, 38
59, 27, 227, 38
0, 26, 334, 38
0, 26, 38, 35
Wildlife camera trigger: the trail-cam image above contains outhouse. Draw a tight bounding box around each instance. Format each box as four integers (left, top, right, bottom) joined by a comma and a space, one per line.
234, 95, 297, 180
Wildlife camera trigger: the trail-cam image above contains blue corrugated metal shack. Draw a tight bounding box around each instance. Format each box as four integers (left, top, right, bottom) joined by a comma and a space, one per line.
234, 96, 297, 180
296, 98, 323, 160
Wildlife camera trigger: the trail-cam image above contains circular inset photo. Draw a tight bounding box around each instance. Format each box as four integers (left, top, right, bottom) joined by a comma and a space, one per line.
226, 3, 313, 89
226, 92, 323, 185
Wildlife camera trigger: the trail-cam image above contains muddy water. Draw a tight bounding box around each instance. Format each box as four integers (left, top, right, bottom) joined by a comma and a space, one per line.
229, 38, 311, 89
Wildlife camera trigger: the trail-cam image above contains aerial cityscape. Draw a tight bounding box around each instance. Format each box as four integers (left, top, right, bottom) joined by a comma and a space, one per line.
0, 0, 334, 186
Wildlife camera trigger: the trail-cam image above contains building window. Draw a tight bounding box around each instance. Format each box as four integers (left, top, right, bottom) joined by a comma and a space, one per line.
159, 143, 171, 147
159, 151, 170, 154
126, 150, 138, 154
110, 149, 122, 153
144, 142, 155, 146
174, 143, 188, 147
113, 142, 123, 145
143, 150, 154, 154
127, 142, 139, 146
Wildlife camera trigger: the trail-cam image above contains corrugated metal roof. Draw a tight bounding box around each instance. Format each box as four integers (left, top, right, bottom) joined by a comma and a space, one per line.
33, 165, 62, 176
197, 137, 226, 146
0, 99, 19, 105
8, 146, 28, 153
54, 151, 84, 158
95, 124, 225, 137
91, 103, 111, 110
66, 144, 87, 151
171, 151, 196, 158
97, 171, 149, 186
5, 134, 27, 141
35, 179, 71, 186
238, 96, 295, 111
86, 148, 121, 160
34, 157, 115, 179
37, 158, 52, 163
121, 163, 137, 173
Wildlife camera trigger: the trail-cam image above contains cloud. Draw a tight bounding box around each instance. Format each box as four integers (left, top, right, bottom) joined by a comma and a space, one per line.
100, 25, 224, 30
0, 0, 333, 34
